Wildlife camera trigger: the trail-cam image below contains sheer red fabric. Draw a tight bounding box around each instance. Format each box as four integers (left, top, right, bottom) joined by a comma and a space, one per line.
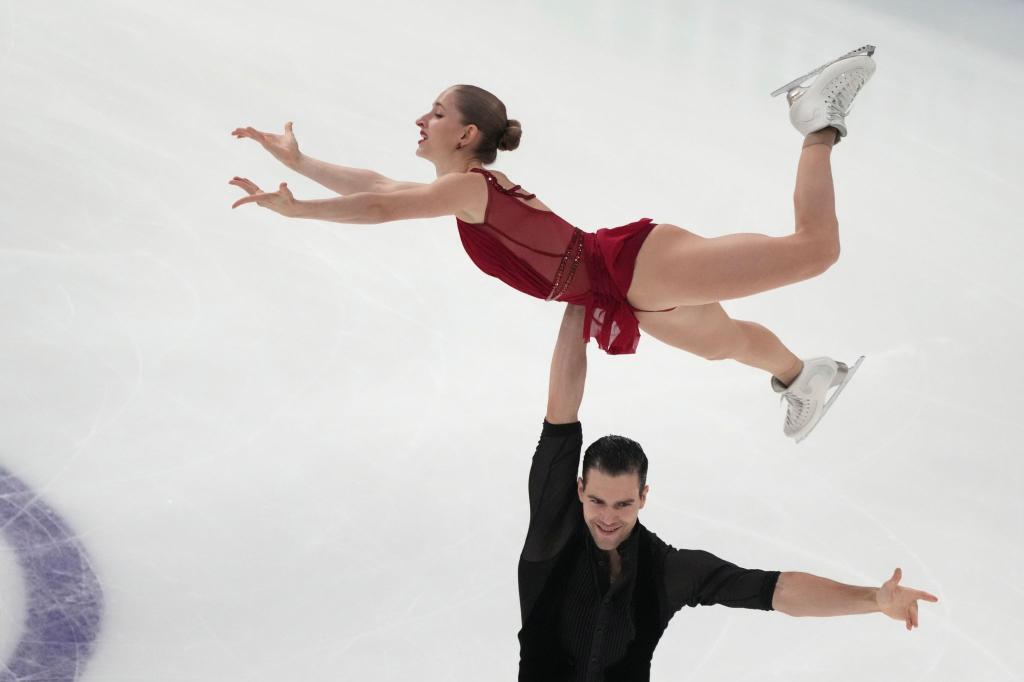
455, 168, 658, 355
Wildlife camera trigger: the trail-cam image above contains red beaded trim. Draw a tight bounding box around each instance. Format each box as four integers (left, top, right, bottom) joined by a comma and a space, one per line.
547, 229, 584, 301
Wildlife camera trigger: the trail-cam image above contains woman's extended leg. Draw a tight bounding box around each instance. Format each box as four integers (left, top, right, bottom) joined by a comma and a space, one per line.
627, 129, 841, 311
634, 304, 803, 385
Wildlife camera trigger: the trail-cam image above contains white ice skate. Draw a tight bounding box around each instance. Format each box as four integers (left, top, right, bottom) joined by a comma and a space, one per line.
772, 356, 864, 443
771, 45, 876, 141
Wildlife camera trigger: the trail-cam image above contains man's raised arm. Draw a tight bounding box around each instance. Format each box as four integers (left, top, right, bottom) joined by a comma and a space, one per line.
520, 304, 588, 566
546, 304, 587, 424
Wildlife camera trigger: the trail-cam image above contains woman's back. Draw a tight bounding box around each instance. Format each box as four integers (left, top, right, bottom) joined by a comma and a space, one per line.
455, 167, 656, 355
455, 168, 591, 304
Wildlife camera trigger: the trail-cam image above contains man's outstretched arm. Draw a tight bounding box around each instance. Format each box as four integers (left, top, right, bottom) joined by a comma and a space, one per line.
546, 304, 587, 424
773, 568, 939, 630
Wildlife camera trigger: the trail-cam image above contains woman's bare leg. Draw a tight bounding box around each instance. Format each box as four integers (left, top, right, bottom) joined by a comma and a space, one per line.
627, 129, 841, 310
635, 304, 803, 384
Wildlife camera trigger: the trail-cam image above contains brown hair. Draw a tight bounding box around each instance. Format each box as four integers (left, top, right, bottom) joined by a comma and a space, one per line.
451, 84, 521, 164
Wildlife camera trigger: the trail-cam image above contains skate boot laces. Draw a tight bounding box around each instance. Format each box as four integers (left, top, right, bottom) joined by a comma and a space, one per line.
780, 389, 813, 432
822, 69, 870, 122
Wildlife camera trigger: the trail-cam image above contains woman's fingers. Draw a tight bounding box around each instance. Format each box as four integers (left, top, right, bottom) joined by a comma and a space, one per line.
231, 193, 267, 209
231, 126, 268, 143
229, 177, 261, 194
229, 177, 269, 209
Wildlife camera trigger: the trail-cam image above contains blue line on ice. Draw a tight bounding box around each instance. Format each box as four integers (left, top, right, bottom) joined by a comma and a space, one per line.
0, 467, 103, 681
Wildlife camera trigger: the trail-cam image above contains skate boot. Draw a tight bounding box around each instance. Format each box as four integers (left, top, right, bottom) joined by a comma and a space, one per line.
772, 356, 865, 443
771, 45, 876, 142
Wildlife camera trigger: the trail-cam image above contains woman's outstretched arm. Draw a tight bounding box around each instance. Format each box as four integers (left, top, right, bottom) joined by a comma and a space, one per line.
229, 171, 480, 224
232, 122, 424, 195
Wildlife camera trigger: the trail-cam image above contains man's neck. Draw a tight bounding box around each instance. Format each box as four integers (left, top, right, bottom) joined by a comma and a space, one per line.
608, 549, 623, 583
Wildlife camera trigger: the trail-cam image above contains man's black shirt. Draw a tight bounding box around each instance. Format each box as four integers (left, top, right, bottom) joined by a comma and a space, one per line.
518, 421, 780, 682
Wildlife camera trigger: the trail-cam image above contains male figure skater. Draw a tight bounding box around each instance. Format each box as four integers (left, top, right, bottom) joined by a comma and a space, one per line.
518, 304, 938, 681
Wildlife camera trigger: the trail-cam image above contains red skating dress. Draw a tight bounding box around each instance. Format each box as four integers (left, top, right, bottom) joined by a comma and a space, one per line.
455, 168, 659, 355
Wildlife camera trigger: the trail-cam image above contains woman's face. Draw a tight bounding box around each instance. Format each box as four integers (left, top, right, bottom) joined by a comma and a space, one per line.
415, 89, 472, 160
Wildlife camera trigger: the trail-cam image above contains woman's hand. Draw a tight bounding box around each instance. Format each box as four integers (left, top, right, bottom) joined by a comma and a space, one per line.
875, 568, 939, 630
232, 122, 301, 168
230, 177, 302, 217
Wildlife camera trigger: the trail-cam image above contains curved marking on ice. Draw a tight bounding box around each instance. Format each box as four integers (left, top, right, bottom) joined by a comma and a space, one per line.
0, 466, 103, 681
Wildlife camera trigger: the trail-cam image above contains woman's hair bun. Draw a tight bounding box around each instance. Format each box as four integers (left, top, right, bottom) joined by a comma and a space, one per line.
498, 118, 522, 152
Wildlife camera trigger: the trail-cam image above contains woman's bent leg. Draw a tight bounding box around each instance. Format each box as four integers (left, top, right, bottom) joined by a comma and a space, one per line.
628, 130, 841, 309
635, 304, 802, 383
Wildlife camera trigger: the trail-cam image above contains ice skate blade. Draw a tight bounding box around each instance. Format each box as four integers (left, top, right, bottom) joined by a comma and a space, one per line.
794, 355, 865, 444
770, 45, 876, 97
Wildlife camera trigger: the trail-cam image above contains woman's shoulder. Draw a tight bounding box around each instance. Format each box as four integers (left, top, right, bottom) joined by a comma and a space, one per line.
467, 166, 512, 185
472, 167, 534, 194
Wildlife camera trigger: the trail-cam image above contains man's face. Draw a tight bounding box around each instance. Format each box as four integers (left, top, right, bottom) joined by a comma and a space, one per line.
578, 469, 648, 551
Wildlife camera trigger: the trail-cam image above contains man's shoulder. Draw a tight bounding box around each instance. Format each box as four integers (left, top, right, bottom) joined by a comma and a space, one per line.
635, 523, 678, 567
636, 522, 672, 550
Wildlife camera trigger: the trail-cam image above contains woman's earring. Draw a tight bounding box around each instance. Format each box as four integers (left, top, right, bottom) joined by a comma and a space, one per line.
456, 142, 463, 150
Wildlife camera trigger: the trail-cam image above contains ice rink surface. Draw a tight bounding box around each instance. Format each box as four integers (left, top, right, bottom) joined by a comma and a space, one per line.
1, 0, 1022, 679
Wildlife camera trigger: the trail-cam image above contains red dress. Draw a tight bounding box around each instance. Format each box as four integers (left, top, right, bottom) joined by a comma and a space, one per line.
455, 168, 659, 355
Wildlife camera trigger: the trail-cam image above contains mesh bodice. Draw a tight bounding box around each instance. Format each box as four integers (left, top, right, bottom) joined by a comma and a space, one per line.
455, 168, 591, 303
454, 167, 657, 355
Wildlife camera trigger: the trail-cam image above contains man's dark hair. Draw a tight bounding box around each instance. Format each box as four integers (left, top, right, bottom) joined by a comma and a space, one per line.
582, 435, 649, 490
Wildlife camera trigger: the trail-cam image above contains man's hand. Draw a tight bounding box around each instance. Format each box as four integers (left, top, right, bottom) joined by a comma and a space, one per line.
876, 567, 939, 631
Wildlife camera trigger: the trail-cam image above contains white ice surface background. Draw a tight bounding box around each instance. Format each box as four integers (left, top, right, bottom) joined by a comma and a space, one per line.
1, 1, 1022, 680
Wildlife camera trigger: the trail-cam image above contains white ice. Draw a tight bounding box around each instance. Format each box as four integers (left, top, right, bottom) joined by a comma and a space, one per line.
1, 0, 1022, 680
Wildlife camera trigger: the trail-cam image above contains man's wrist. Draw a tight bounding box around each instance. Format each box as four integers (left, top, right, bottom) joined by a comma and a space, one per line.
869, 586, 881, 612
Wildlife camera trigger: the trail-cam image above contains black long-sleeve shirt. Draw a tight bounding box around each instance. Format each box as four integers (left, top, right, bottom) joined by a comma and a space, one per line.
518, 421, 780, 682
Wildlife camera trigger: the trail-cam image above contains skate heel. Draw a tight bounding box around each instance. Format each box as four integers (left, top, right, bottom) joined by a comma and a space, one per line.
819, 355, 865, 416
770, 44, 877, 97
776, 355, 866, 443
830, 361, 849, 387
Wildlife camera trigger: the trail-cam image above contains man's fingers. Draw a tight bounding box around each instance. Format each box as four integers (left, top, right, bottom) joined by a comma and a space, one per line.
909, 589, 939, 603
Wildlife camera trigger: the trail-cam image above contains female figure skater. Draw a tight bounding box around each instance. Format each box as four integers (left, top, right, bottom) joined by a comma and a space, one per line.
230, 46, 876, 442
